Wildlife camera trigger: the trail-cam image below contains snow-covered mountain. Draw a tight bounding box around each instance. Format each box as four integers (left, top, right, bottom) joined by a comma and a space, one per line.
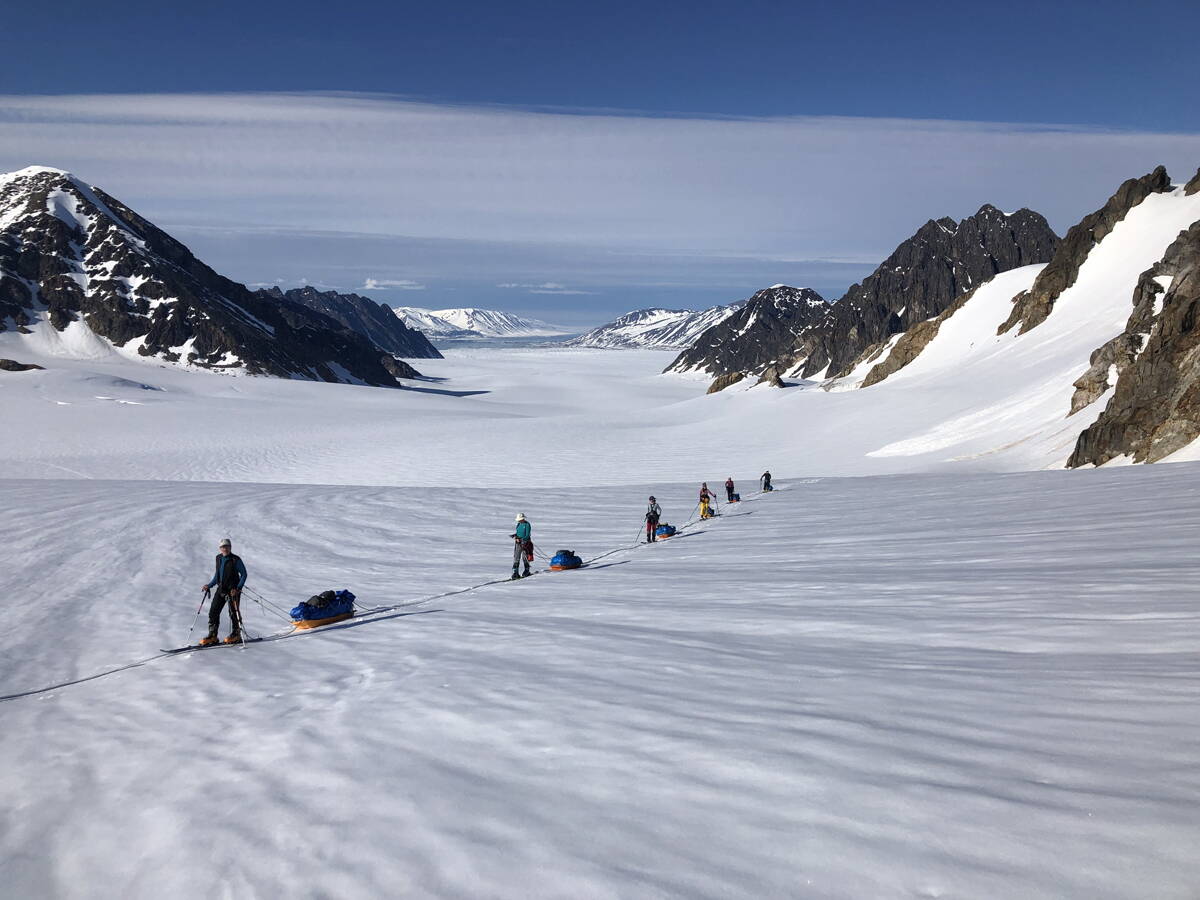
564, 305, 740, 349
668, 205, 1059, 384
0, 166, 418, 385
663, 286, 827, 379
393, 307, 480, 339
395, 306, 569, 339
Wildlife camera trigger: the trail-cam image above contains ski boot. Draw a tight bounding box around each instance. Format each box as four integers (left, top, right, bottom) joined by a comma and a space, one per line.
222, 631, 242, 644
198, 628, 219, 647
511, 571, 521, 581
522, 569, 532, 578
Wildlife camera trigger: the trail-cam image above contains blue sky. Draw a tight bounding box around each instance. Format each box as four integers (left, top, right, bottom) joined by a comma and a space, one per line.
1, 1, 1198, 327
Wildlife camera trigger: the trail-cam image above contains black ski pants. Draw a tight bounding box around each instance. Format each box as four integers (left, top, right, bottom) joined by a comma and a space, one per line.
646, 518, 659, 541
209, 588, 242, 633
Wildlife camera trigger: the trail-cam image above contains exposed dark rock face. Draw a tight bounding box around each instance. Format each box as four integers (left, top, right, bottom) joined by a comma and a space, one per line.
0, 167, 407, 387
0, 358, 43, 371
706, 371, 746, 394
755, 365, 785, 388
380, 355, 421, 380
267, 286, 441, 359
999, 167, 1172, 336
1186, 168, 1200, 197
667, 207, 1056, 384
861, 285, 981, 388
794, 205, 1058, 379
666, 285, 828, 377
1068, 221, 1200, 466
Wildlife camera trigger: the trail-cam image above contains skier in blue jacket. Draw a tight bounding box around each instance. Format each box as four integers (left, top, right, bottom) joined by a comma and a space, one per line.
511, 513, 533, 579
198, 537, 248, 645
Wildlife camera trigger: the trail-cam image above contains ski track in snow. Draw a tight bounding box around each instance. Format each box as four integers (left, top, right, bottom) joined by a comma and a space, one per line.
2, 469, 1200, 898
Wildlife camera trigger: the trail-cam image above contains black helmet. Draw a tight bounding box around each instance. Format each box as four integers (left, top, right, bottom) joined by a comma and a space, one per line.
648, 495, 656, 501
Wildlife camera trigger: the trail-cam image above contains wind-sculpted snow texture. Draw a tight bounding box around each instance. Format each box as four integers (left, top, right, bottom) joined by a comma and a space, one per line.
267, 286, 442, 359
665, 285, 827, 381
0, 167, 405, 386
3, 468, 1200, 899
566, 305, 740, 349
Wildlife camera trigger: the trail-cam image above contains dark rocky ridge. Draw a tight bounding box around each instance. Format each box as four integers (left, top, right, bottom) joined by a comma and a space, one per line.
795, 205, 1059, 380
262, 286, 441, 359
1068, 220, 1200, 466
999, 167, 1172, 336
0, 167, 412, 386
665, 285, 828, 384
666, 206, 1058, 385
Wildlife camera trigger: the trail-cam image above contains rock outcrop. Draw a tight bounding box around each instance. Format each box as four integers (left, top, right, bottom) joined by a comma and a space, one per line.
666, 285, 827, 377
0, 166, 408, 386
266, 286, 441, 359
999, 167, 1172, 336
0, 358, 43, 371
755, 365, 785, 388
1068, 220, 1200, 466
706, 371, 746, 394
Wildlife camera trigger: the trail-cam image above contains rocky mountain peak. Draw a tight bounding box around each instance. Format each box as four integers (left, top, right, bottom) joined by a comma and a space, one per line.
0, 166, 412, 386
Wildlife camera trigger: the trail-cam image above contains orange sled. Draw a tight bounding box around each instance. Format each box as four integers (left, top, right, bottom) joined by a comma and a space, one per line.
293, 611, 354, 630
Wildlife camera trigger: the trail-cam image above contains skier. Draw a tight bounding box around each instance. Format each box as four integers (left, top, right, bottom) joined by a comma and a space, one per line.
760, 470, 773, 492
699, 482, 716, 519
724, 477, 735, 503
511, 513, 533, 579
198, 537, 247, 646
645, 495, 662, 542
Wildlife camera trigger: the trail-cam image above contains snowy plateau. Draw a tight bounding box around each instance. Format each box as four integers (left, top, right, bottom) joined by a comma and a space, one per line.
3, 174, 1200, 899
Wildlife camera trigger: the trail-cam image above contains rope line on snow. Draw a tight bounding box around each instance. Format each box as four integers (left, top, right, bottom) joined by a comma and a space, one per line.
0, 487, 782, 704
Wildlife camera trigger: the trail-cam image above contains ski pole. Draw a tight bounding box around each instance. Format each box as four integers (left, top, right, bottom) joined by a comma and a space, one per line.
184, 587, 209, 647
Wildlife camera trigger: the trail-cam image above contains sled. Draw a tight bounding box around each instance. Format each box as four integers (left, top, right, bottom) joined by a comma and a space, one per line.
549, 550, 583, 570
292, 611, 354, 630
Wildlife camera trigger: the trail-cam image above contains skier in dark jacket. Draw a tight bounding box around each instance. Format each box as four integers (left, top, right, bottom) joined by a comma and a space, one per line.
511, 513, 533, 579
645, 496, 662, 542
760, 470, 773, 492
724, 477, 735, 502
199, 537, 247, 645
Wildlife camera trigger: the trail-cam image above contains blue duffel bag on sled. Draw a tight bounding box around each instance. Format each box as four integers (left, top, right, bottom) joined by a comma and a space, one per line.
291, 589, 356, 629
550, 550, 583, 570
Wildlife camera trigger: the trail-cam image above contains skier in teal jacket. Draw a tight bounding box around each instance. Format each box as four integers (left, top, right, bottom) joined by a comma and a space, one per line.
511, 513, 532, 579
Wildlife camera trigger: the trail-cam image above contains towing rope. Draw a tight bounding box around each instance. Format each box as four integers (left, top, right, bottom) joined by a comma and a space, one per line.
0, 487, 779, 704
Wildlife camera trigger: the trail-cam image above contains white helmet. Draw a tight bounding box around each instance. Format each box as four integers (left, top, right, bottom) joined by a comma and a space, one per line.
515, 513, 526, 522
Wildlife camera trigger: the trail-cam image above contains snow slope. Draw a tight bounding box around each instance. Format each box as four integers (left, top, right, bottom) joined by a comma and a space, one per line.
3, 468, 1200, 899
566, 305, 739, 350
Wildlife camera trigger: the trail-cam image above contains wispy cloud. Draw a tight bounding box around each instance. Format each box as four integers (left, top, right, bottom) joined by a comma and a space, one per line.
2, 92, 1197, 321
362, 278, 426, 291
498, 281, 595, 295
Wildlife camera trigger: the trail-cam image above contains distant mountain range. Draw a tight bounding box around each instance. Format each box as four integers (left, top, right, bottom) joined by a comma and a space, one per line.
0, 166, 424, 386
564, 305, 743, 349
394, 307, 570, 339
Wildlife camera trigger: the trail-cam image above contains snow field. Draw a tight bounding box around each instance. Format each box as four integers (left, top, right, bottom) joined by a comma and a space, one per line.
3, 466, 1200, 898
